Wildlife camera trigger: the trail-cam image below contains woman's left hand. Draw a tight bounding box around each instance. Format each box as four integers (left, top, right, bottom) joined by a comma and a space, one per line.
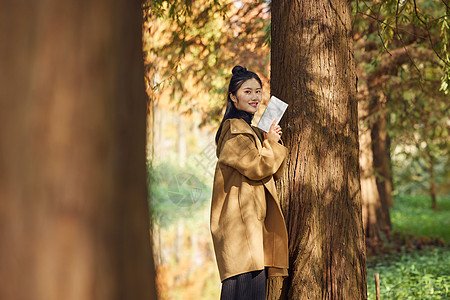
263, 119, 282, 142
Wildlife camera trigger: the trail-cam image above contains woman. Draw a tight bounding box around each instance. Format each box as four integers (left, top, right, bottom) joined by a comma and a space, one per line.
211, 65, 289, 300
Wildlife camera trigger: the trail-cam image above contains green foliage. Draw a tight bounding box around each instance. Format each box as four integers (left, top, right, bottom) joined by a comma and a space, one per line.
367, 248, 450, 299
390, 195, 450, 244
392, 146, 449, 196
438, 13, 450, 94
389, 83, 450, 197
354, 0, 449, 201
353, 0, 450, 94
147, 159, 211, 227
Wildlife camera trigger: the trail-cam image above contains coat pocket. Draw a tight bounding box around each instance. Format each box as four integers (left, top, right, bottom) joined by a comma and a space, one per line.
238, 182, 266, 221
252, 185, 266, 221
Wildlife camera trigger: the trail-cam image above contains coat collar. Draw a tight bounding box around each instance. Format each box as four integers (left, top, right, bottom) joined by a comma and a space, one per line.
230, 119, 265, 144
216, 118, 263, 158
230, 118, 263, 150
230, 118, 255, 135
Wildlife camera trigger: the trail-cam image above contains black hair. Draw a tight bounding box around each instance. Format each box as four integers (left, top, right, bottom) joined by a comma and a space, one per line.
215, 65, 262, 145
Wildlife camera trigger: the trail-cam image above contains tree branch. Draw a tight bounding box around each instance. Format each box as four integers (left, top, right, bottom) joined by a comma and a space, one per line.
413, 0, 450, 67
395, 0, 422, 83
355, 11, 427, 39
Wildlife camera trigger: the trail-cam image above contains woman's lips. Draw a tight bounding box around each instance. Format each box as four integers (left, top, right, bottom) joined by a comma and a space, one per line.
249, 103, 258, 107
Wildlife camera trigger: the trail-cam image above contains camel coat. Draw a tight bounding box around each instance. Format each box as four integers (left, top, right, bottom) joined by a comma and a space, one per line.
210, 118, 289, 281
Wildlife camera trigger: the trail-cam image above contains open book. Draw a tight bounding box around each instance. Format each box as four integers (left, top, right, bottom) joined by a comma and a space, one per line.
256, 96, 288, 133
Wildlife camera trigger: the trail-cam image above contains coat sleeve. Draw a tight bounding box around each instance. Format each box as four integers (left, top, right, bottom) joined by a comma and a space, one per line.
273, 138, 287, 181
218, 133, 288, 181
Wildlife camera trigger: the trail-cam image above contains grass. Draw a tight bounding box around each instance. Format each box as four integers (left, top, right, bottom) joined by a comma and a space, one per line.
367, 248, 450, 299
366, 195, 450, 299
391, 194, 450, 244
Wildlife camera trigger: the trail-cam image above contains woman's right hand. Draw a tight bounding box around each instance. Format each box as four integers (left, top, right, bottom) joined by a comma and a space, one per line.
263, 119, 282, 142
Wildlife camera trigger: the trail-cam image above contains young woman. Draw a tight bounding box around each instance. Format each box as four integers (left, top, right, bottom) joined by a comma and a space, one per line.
211, 66, 289, 300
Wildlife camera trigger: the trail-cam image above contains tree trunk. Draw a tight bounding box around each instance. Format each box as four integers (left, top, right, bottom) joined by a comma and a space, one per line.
0, 1, 157, 300
177, 114, 187, 166
429, 155, 438, 211
359, 98, 390, 244
371, 96, 394, 209
270, 0, 367, 299
355, 52, 392, 247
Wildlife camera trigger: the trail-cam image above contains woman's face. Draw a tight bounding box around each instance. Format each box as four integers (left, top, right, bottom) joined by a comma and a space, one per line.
230, 78, 262, 114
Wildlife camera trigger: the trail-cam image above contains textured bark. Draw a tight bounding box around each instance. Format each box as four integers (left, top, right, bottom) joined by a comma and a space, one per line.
0, 1, 157, 300
269, 0, 367, 299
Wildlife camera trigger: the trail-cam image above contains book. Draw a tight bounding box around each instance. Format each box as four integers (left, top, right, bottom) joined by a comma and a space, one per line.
256, 95, 288, 133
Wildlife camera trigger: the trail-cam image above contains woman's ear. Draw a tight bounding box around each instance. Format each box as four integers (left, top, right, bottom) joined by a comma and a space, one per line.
230, 93, 238, 104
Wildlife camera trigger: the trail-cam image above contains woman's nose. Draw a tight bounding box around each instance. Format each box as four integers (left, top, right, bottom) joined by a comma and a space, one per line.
252, 94, 260, 101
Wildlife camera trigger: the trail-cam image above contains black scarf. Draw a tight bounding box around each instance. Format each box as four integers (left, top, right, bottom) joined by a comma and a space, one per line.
229, 105, 254, 125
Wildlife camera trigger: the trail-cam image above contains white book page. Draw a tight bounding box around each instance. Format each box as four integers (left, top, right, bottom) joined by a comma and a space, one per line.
256, 96, 288, 133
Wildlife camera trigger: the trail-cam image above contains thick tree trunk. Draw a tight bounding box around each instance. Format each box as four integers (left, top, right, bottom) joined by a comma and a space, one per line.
270, 0, 367, 299
0, 1, 157, 300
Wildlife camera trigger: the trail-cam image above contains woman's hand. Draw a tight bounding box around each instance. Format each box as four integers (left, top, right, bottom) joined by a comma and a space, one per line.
263, 119, 282, 142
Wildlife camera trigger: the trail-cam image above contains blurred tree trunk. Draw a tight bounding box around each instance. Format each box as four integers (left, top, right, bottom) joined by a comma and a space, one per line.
428, 152, 438, 211
355, 45, 392, 246
359, 97, 391, 244
177, 115, 187, 166
371, 96, 394, 209
0, 1, 157, 300
359, 100, 382, 240
269, 0, 367, 299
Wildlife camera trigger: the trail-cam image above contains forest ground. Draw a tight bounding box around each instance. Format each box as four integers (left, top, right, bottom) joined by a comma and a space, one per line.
366, 195, 450, 299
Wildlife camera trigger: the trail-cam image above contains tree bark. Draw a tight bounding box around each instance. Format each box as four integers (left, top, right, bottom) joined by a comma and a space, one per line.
270, 0, 367, 299
0, 1, 157, 300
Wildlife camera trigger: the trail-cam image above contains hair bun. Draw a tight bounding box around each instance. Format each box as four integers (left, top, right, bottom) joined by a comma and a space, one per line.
232, 65, 247, 75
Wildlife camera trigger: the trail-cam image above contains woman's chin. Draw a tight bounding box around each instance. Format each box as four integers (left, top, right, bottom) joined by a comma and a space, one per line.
248, 106, 258, 113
